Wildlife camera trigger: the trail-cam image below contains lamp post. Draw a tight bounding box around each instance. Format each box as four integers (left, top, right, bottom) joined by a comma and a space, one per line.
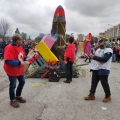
71, 33, 74, 37
108, 24, 113, 27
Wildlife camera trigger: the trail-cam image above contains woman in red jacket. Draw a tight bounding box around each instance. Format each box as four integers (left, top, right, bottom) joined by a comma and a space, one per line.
64, 37, 75, 83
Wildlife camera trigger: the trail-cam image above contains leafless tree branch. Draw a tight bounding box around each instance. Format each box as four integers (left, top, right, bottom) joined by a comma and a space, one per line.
0, 18, 11, 38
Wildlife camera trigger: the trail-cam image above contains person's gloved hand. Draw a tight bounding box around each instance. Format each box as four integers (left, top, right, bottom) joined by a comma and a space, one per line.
89, 54, 94, 59
20, 61, 25, 66
26, 48, 38, 60
64, 61, 67, 64
18, 52, 25, 66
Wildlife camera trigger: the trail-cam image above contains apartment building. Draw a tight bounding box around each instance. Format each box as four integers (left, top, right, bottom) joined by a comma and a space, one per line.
77, 34, 85, 41
104, 24, 120, 41
99, 33, 105, 36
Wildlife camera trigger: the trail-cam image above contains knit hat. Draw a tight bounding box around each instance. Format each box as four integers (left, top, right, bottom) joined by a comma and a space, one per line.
100, 36, 109, 41
69, 37, 74, 43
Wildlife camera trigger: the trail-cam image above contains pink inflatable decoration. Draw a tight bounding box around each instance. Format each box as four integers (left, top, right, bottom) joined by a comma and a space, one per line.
41, 34, 56, 49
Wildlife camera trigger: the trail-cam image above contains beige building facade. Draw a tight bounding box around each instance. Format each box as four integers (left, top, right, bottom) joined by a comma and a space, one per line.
77, 34, 86, 41
104, 24, 120, 41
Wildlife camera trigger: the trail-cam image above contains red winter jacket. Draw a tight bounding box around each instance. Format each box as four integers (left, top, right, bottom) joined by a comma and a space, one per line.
64, 43, 75, 62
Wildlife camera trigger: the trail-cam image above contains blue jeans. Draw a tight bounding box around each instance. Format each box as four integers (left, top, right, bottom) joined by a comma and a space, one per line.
112, 54, 116, 61
8, 75, 25, 101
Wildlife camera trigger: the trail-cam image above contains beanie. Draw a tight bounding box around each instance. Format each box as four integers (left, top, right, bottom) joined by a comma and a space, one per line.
69, 37, 74, 43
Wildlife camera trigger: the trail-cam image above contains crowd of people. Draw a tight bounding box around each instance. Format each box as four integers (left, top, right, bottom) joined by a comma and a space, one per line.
61, 35, 115, 103
83, 40, 120, 63
1, 34, 119, 108
0, 37, 38, 59
2, 34, 76, 108
111, 43, 120, 62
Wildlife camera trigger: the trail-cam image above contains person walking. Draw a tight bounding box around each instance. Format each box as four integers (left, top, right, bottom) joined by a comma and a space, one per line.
3, 34, 26, 108
84, 36, 113, 102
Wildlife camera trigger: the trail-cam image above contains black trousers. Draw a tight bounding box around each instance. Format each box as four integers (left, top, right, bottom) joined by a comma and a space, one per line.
0, 53, 3, 59
116, 54, 119, 62
90, 70, 111, 96
66, 61, 73, 81
85, 57, 91, 62
116, 54, 120, 62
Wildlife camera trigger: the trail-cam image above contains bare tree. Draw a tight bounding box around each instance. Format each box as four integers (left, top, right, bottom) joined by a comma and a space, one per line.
8, 27, 13, 37
0, 18, 11, 39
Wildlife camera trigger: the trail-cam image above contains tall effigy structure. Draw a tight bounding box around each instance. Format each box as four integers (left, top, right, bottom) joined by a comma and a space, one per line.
51, 5, 66, 60
25, 5, 80, 79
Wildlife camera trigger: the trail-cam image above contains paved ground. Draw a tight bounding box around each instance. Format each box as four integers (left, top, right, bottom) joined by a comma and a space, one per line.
0, 57, 120, 120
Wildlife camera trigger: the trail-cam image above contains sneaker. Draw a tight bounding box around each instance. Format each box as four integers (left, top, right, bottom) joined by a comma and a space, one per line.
10, 101, 19, 108
16, 97, 26, 103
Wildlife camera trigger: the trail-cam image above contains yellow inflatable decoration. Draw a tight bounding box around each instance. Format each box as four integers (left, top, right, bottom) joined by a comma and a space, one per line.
35, 41, 59, 62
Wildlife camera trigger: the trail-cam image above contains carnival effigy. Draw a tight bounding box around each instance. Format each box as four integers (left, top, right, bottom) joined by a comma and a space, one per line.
84, 33, 92, 56
25, 5, 80, 80
51, 5, 66, 60
79, 33, 92, 57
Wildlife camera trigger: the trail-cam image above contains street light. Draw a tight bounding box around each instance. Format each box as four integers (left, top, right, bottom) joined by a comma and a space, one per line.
71, 33, 74, 37
108, 24, 114, 27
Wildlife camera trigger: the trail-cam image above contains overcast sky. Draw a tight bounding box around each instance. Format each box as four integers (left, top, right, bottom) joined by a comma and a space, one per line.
0, 0, 120, 39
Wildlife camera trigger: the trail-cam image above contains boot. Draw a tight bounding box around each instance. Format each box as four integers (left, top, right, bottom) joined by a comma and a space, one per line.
16, 97, 26, 103
89, 60, 91, 63
10, 101, 19, 108
84, 93, 95, 100
102, 96, 111, 102
63, 79, 70, 83
70, 78, 72, 82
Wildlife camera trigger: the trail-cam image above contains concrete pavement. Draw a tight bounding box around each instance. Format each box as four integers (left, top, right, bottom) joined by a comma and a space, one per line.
0, 58, 120, 120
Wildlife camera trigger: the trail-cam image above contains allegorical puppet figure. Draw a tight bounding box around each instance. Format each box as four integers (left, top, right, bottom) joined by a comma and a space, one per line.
51, 5, 66, 60
84, 33, 92, 63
